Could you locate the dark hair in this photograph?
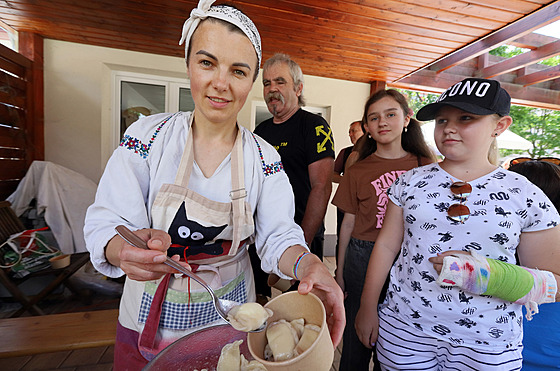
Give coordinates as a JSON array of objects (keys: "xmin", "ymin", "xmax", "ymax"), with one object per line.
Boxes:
[
  {"xmin": 508, "ymin": 160, "xmax": 560, "ymax": 211},
  {"xmin": 350, "ymin": 120, "xmax": 363, "ymax": 130},
  {"xmin": 186, "ymin": 7, "xmax": 260, "ymax": 82},
  {"xmin": 356, "ymin": 89, "xmax": 436, "ymax": 162}
]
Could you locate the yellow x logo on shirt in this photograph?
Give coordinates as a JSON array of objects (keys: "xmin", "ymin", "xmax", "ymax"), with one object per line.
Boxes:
[{"xmin": 315, "ymin": 126, "xmax": 333, "ymax": 153}]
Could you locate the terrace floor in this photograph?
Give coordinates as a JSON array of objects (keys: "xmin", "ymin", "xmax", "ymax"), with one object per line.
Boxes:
[{"xmin": 0, "ymin": 257, "xmax": 374, "ymax": 370}]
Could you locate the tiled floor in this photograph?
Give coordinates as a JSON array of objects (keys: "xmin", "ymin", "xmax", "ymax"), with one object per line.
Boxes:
[{"xmin": 0, "ymin": 256, "xmax": 365, "ymax": 371}]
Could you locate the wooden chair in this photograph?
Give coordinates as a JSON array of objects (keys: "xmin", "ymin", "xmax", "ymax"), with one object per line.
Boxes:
[
  {"xmin": 0, "ymin": 200, "xmax": 25, "ymax": 243},
  {"xmin": 0, "ymin": 201, "xmax": 90, "ymax": 317}
]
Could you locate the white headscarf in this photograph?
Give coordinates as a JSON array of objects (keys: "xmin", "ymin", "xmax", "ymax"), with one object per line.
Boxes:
[{"xmin": 179, "ymin": 0, "xmax": 262, "ymax": 74}]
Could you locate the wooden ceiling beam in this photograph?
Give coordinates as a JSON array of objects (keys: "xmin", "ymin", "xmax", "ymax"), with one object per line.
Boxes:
[
  {"xmin": 426, "ymin": 1, "xmax": 560, "ymax": 73},
  {"xmin": 515, "ymin": 65, "xmax": 560, "ymax": 86},
  {"xmin": 395, "ymin": 69, "xmax": 560, "ymax": 110},
  {"xmin": 477, "ymin": 53, "xmax": 489, "ymax": 69},
  {"xmin": 510, "ymin": 32, "xmax": 559, "ymax": 49},
  {"xmin": 475, "ymin": 39, "xmax": 560, "ymax": 78},
  {"xmin": 370, "ymin": 80, "xmax": 387, "ymax": 95}
]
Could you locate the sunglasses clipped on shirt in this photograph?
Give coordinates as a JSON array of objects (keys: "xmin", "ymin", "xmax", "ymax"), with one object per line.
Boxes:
[
  {"xmin": 508, "ymin": 157, "xmax": 560, "ymax": 167},
  {"xmin": 447, "ymin": 181, "xmax": 472, "ymax": 223}
]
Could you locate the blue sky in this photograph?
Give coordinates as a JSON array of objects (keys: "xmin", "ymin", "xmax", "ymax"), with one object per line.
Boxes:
[{"xmin": 535, "ymin": 20, "xmax": 560, "ymax": 38}]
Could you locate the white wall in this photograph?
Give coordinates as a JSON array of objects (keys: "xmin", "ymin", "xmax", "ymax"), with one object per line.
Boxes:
[
  {"xmin": 43, "ymin": 39, "xmax": 371, "ymax": 249},
  {"xmin": 44, "ymin": 39, "xmax": 188, "ymax": 182}
]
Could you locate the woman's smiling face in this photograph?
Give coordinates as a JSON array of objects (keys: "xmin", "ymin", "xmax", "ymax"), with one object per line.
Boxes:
[{"xmin": 186, "ymin": 20, "xmax": 257, "ymax": 127}]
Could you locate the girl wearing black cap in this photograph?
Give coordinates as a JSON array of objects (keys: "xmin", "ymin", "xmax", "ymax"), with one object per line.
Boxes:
[{"xmin": 355, "ymin": 78, "xmax": 560, "ymax": 369}]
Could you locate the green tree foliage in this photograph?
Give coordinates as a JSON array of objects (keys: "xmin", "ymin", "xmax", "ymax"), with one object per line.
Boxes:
[
  {"xmin": 489, "ymin": 45, "xmax": 526, "ymax": 58},
  {"xmin": 508, "ymin": 106, "xmax": 560, "ymax": 157},
  {"xmin": 399, "ymin": 88, "xmax": 560, "ymax": 159},
  {"xmin": 540, "ymin": 55, "xmax": 560, "ymax": 66},
  {"xmin": 489, "ymin": 44, "xmax": 560, "ymax": 157},
  {"xmin": 397, "ymin": 89, "xmax": 438, "ymax": 115}
]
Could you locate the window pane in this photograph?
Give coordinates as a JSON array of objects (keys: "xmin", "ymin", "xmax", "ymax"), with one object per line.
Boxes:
[
  {"xmin": 121, "ymin": 81, "xmax": 165, "ymax": 137},
  {"xmin": 179, "ymin": 88, "xmax": 195, "ymax": 112},
  {"xmin": 0, "ymin": 25, "xmax": 17, "ymax": 51},
  {"xmin": 255, "ymin": 106, "xmax": 273, "ymax": 128}
]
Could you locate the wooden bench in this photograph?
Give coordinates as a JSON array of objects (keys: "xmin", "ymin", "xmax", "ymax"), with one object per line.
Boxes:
[{"xmin": 0, "ymin": 309, "xmax": 118, "ymax": 358}]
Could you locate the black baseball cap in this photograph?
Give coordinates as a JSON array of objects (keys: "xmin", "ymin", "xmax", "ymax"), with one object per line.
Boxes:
[{"xmin": 416, "ymin": 78, "xmax": 511, "ymax": 121}]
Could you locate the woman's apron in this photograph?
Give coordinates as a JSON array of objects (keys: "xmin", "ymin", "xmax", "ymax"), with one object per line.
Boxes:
[{"xmin": 121, "ymin": 121, "xmax": 256, "ymax": 361}]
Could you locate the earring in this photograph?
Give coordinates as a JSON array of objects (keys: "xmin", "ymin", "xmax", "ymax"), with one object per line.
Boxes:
[
  {"xmin": 494, "ymin": 132, "xmax": 498, "ymax": 137},
  {"xmin": 404, "ymin": 127, "xmax": 408, "ymax": 133}
]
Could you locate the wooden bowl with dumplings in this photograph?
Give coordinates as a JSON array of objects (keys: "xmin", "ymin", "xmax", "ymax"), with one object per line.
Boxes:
[{"xmin": 247, "ymin": 291, "xmax": 333, "ymax": 371}]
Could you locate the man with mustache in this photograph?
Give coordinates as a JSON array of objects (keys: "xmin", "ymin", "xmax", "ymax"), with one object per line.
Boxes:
[{"xmin": 251, "ymin": 53, "xmax": 335, "ymax": 299}]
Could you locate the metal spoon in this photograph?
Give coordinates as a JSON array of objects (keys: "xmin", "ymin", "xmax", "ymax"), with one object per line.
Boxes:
[{"xmin": 114, "ymin": 225, "xmax": 266, "ymax": 332}]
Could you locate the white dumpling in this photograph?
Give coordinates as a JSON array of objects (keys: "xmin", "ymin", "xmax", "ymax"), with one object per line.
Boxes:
[
  {"xmin": 217, "ymin": 340, "xmax": 242, "ymax": 371},
  {"xmin": 227, "ymin": 302, "xmax": 273, "ymax": 332},
  {"xmin": 290, "ymin": 318, "xmax": 305, "ymax": 338},
  {"xmin": 294, "ymin": 324, "xmax": 321, "ymax": 355},
  {"xmin": 240, "ymin": 354, "xmax": 267, "ymax": 370},
  {"xmin": 266, "ymin": 319, "xmax": 299, "ymax": 361}
]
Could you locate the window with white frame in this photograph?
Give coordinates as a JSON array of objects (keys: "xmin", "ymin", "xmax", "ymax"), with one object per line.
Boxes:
[{"xmin": 113, "ymin": 71, "xmax": 194, "ymax": 148}]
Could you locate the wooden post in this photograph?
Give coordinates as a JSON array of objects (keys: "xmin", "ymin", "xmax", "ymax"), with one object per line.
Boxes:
[
  {"xmin": 18, "ymin": 32, "xmax": 44, "ymax": 161},
  {"xmin": 370, "ymin": 80, "xmax": 386, "ymax": 96}
]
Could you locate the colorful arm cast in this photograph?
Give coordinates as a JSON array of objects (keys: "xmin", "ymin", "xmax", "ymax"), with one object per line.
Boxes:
[{"xmin": 437, "ymin": 251, "xmax": 557, "ymax": 320}]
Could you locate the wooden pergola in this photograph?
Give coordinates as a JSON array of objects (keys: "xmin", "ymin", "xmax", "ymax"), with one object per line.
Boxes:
[
  {"xmin": 0, "ymin": 0, "xmax": 559, "ymax": 199},
  {"xmin": 1, "ymin": 0, "xmax": 558, "ymax": 108}
]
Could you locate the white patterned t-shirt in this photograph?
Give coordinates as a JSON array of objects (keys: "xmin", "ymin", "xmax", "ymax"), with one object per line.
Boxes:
[{"xmin": 383, "ymin": 162, "xmax": 560, "ymax": 350}]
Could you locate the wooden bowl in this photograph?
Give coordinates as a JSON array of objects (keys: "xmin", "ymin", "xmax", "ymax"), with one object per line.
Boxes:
[{"xmin": 247, "ymin": 291, "xmax": 333, "ymax": 371}]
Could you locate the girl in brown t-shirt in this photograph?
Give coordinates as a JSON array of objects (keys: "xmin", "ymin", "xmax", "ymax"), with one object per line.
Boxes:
[{"xmin": 331, "ymin": 89, "xmax": 435, "ymax": 371}]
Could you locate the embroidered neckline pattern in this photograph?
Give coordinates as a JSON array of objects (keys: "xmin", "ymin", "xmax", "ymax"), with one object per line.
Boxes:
[
  {"xmin": 119, "ymin": 114, "xmax": 174, "ymax": 159},
  {"xmin": 251, "ymin": 133, "xmax": 283, "ymax": 176}
]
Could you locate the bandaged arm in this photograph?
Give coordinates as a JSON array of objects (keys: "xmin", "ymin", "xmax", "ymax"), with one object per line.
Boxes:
[{"xmin": 436, "ymin": 251, "xmax": 557, "ymax": 320}]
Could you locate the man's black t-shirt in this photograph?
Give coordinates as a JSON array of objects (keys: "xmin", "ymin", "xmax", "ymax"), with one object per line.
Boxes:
[{"xmin": 254, "ymin": 108, "xmax": 335, "ymax": 225}]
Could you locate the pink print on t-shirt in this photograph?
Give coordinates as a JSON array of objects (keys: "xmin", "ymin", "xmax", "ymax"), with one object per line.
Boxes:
[{"xmin": 371, "ymin": 170, "xmax": 407, "ymax": 228}]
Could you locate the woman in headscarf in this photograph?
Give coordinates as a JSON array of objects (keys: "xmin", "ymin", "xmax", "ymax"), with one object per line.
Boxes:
[{"xmin": 84, "ymin": 1, "xmax": 344, "ymax": 368}]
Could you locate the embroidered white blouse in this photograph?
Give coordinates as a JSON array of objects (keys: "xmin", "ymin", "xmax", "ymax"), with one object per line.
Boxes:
[{"xmin": 84, "ymin": 111, "xmax": 306, "ymax": 280}]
